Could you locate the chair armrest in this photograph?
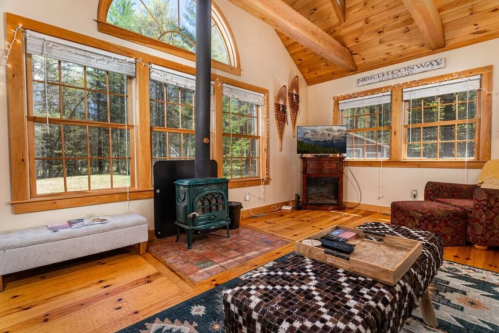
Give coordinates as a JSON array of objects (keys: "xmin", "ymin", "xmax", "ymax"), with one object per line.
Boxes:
[
  {"xmin": 473, "ymin": 187, "xmax": 499, "ymax": 212},
  {"xmin": 424, "ymin": 182, "xmax": 478, "ymax": 201},
  {"xmin": 469, "ymin": 188, "xmax": 499, "ymax": 245}
]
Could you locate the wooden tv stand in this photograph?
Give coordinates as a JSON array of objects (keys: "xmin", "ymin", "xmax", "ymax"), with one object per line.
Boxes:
[{"xmin": 301, "ymin": 156, "xmax": 345, "ymax": 210}]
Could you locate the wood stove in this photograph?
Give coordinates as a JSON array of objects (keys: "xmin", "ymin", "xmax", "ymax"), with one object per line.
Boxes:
[{"xmin": 174, "ymin": 178, "xmax": 230, "ymax": 249}]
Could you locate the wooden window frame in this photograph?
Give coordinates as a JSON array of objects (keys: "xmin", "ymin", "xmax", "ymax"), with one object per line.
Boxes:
[
  {"xmin": 333, "ymin": 66, "xmax": 492, "ymax": 168},
  {"xmin": 96, "ymin": 0, "xmax": 242, "ymax": 76},
  {"xmin": 6, "ymin": 13, "xmax": 269, "ymax": 214}
]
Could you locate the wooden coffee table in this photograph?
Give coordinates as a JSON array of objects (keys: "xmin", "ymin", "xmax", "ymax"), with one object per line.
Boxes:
[{"xmin": 223, "ymin": 222, "xmax": 442, "ymax": 332}]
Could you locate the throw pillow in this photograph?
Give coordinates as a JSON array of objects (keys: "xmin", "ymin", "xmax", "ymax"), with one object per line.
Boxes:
[
  {"xmin": 481, "ymin": 177, "xmax": 499, "ymax": 189},
  {"xmin": 478, "ymin": 160, "xmax": 499, "ymax": 184}
]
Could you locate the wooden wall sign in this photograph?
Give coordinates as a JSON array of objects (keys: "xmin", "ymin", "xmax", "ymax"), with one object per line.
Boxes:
[
  {"xmin": 274, "ymin": 85, "xmax": 288, "ymax": 151},
  {"xmin": 289, "ymin": 76, "xmax": 300, "ymax": 138},
  {"xmin": 357, "ymin": 58, "xmax": 446, "ymax": 87}
]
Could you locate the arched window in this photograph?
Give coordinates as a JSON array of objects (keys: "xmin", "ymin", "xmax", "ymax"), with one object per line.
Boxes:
[{"xmin": 97, "ymin": 0, "xmax": 241, "ymax": 75}]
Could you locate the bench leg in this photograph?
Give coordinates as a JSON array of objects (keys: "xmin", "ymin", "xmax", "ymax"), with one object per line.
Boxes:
[
  {"xmin": 138, "ymin": 241, "xmax": 147, "ymax": 255},
  {"xmin": 0, "ymin": 275, "xmax": 3, "ymax": 293},
  {"xmin": 419, "ymin": 288, "xmax": 437, "ymax": 327}
]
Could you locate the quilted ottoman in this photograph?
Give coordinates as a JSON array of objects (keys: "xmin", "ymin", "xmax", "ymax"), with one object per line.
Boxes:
[
  {"xmin": 391, "ymin": 200, "xmax": 467, "ymax": 246},
  {"xmin": 223, "ymin": 223, "xmax": 443, "ymax": 333}
]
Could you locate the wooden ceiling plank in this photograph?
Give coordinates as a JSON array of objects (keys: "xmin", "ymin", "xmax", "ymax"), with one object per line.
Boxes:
[
  {"xmin": 227, "ymin": 0, "xmax": 357, "ymax": 71},
  {"xmin": 330, "ymin": 0, "xmax": 346, "ymax": 24},
  {"xmin": 402, "ymin": 0, "xmax": 445, "ymax": 49},
  {"xmin": 440, "ymin": 0, "xmax": 499, "ymax": 24},
  {"xmin": 437, "ymin": 0, "xmax": 482, "ymax": 14}
]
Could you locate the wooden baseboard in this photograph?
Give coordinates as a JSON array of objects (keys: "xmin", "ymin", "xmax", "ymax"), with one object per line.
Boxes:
[
  {"xmin": 241, "ymin": 200, "xmax": 293, "ymax": 219},
  {"xmin": 344, "ymin": 202, "xmax": 391, "ymax": 214}
]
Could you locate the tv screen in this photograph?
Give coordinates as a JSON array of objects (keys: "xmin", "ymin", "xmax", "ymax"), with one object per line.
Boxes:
[{"xmin": 297, "ymin": 126, "xmax": 347, "ymax": 155}]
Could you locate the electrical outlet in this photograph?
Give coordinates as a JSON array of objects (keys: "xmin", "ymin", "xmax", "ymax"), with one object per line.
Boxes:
[
  {"xmin": 411, "ymin": 190, "xmax": 418, "ymax": 200},
  {"xmin": 244, "ymin": 193, "xmax": 250, "ymax": 201}
]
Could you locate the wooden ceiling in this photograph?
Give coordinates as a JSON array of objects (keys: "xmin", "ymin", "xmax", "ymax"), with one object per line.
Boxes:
[{"xmin": 272, "ymin": 0, "xmax": 499, "ymax": 85}]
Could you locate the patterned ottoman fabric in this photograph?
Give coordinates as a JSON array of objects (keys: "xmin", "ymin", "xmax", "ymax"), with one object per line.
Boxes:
[
  {"xmin": 223, "ymin": 223, "xmax": 443, "ymax": 333},
  {"xmin": 467, "ymin": 188, "xmax": 499, "ymax": 246},
  {"xmin": 391, "ymin": 200, "xmax": 467, "ymax": 246}
]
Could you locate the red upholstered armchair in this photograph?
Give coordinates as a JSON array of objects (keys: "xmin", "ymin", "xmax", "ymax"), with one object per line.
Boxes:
[{"xmin": 425, "ymin": 182, "xmax": 499, "ymax": 249}]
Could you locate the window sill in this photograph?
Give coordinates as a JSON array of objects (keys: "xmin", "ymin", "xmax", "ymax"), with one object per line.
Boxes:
[
  {"xmin": 344, "ymin": 160, "xmax": 487, "ymax": 169},
  {"xmin": 11, "ymin": 189, "xmax": 154, "ymax": 214},
  {"xmin": 229, "ymin": 178, "xmax": 270, "ymax": 189}
]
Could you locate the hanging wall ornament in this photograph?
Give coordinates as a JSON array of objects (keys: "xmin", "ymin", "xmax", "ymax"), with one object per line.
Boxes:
[
  {"xmin": 289, "ymin": 76, "xmax": 300, "ymax": 137},
  {"xmin": 274, "ymin": 85, "xmax": 288, "ymax": 151}
]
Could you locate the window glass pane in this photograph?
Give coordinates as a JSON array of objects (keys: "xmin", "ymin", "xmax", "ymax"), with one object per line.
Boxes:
[
  {"xmin": 113, "ymin": 159, "xmax": 131, "ymax": 188},
  {"xmin": 62, "ymin": 87, "xmax": 85, "ymax": 120},
  {"xmin": 457, "ymin": 123, "xmax": 476, "ymax": 140},
  {"xmin": 89, "ymin": 127, "xmax": 110, "ymax": 157},
  {"xmin": 181, "ymin": 106, "xmax": 194, "ymax": 130},
  {"xmin": 109, "ymin": 72, "xmax": 126, "ymax": 94},
  {"xmin": 423, "ymin": 143, "xmax": 437, "ymax": 159},
  {"xmin": 66, "ymin": 159, "xmax": 89, "ymax": 191},
  {"xmin": 365, "ymin": 145, "xmax": 377, "ymax": 159},
  {"xmin": 64, "ymin": 125, "xmax": 87, "ymax": 157},
  {"xmin": 212, "ymin": 25, "xmax": 229, "ymax": 65},
  {"xmin": 457, "ymin": 142, "xmax": 475, "ymax": 159},
  {"xmin": 353, "ymin": 132, "xmax": 364, "ymax": 145},
  {"xmin": 33, "ymin": 83, "xmax": 60, "ymax": 117},
  {"xmin": 88, "ymin": 92, "xmax": 108, "ymax": 122},
  {"xmin": 250, "ymin": 139, "xmax": 259, "ymax": 157},
  {"xmin": 87, "ymin": 67, "xmax": 107, "ymax": 91},
  {"xmin": 150, "ymin": 80, "xmax": 165, "ymax": 101},
  {"xmin": 458, "ymin": 90, "xmax": 477, "ymax": 101},
  {"xmin": 379, "ymin": 111, "xmax": 391, "ymax": 126},
  {"xmin": 407, "ymin": 128, "xmax": 421, "ymax": 142},
  {"xmin": 250, "ymin": 159, "xmax": 259, "ymax": 177},
  {"xmin": 223, "ymin": 159, "xmax": 231, "ymax": 178},
  {"xmin": 440, "ymin": 104, "xmax": 456, "ymax": 121},
  {"xmin": 222, "ymin": 113, "xmax": 230, "ymax": 133},
  {"xmin": 377, "ymin": 130, "xmax": 390, "ymax": 144},
  {"xmin": 61, "ymin": 62, "xmax": 84, "ymax": 88},
  {"xmin": 167, "ymin": 104, "xmax": 180, "ymax": 128},
  {"xmin": 458, "ymin": 102, "xmax": 476, "ymax": 120},
  {"xmin": 439, "ymin": 142, "xmax": 455, "ymax": 159},
  {"xmin": 232, "ymin": 138, "xmax": 241, "ymax": 157},
  {"xmin": 167, "ymin": 85, "xmax": 180, "ymax": 103},
  {"xmin": 440, "ymin": 93, "xmax": 455, "ymax": 104},
  {"xmin": 180, "ymin": 88, "xmax": 195, "ymax": 106},
  {"xmin": 91, "ymin": 159, "xmax": 111, "ymax": 190},
  {"xmin": 36, "ymin": 160, "xmax": 64, "ymax": 194},
  {"xmin": 184, "ymin": 133, "xmax": 195, "ymax": 158},
  {"xmin": 112, "ymin": 129, "xmax": 130, "ymax": 157},
  {"xmin": 407, "ymin": 108, "xmax": 422, "ymax": 124},
  {"xmin": 423, "ymin": 96, "xmax": 437, "ymax": 107},
  {"xmin": 32, "ymin": 55, "xmax": 59, "ymax": 82},
  {"xmin": 110, "ymin": 95, "xmax": 127, "ymax": 124},
  {"xmin": 407, "ymin": 144, "xmax": 421, "ymax": 159},
  {"xmin": 152, "ymin": 132, "xmax": 167, "ymax": 158},
  {"xmin": 423, "ymin": 107, "xmax": 438, "ymax": 123},
  {"xmin": 231, "ymin": 159, "xmax": 243, "ymax": 178},
  {"xmin": 168, "ymin": 133, "xmax": 181, "ymax": 158},
  {"xmin": 423, "ymin": 127, "xmax": 438, "ymax": 142},
  {"xmin": 150, "ymin": 101, "xmax": 165, "ymax": 127},
  {"xmin": 353, "ymin": 148, "xmax": 363, "ymax": 159},
  {"xmin": 440, "ymin": 125, "xmax": 455, "ymax": 141},
  {"xmin": 35, "ymin": 123, "xmax": 62, "ymax": 158},
  {"xmin": 377, "ymin": 145, "xmax": 389, "ymax": 159}
]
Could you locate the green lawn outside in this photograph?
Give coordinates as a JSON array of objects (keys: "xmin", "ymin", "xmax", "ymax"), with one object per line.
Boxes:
[{"xmin": 37, "ymin": 175, "xmax": 131, "ymax": 194}]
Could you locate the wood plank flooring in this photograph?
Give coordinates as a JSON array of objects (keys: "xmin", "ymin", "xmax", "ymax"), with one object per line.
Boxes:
[{"xmin": 1, "ymin": 209, "xmax": 498, "ymax": 332}]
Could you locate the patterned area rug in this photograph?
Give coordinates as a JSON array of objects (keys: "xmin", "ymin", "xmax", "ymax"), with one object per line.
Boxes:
[
  {"xmin": 147, "ymin": 227, "xmax": 289, "ymax": 284},
  {"xmin": 120, "ymin": 256, "xmax": 499, "ymax": 333}
]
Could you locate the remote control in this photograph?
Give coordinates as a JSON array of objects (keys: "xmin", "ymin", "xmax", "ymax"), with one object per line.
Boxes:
[
  {"xmin": 322, "ymin": 235, "xmax": 348, "ymax": 243},
  {"xmin": 319, "ymin": 239, "xmax": 355, "ymax": 254}
]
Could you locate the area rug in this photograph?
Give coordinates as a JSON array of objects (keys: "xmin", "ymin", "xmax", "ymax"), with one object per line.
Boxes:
[
  {"xmin": 147, "ymin": 227, "xmax": 289, "ymax": 284},
  {"xmin": 119, "ymin": 256, "xmax": 499, "ymax": 333}
]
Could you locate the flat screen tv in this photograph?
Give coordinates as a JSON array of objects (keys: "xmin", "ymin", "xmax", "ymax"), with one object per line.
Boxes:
[{"xmin": 297, "ymin": 126, "xmax": 347, "ymax": 155}]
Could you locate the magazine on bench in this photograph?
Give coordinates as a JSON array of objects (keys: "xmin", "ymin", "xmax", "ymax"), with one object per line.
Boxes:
[{"xmin": 47, "ymin": 216, "xmax": 111, "ymax": 232}]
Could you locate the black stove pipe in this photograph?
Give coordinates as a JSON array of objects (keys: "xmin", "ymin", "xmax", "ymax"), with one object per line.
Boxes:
[{"xmin": 194, "ymin": 0, "xmax": 212, "ymax": 179}]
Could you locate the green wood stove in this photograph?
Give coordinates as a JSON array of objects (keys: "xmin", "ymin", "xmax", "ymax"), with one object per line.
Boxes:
[{"xmin": 174, "ymin": 178, "xmax": 231, "ymax": 249}]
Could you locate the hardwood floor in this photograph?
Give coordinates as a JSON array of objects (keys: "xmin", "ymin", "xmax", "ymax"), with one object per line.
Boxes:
[{"xmin": 1, "ymin": 209, "xmax": 498, "ymax": 332}]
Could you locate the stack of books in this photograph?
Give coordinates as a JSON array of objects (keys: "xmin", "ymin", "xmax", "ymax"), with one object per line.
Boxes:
[{"xmin": 47, "ymin": 217, "xmax": 110, "ymax": 232}]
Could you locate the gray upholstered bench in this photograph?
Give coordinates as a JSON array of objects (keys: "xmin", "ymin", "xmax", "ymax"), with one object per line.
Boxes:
[{"xmin": 0, "ymin": 213, "xmax": 148, "ymax": 292}]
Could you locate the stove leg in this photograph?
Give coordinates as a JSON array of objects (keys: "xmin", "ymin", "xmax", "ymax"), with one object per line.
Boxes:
[
  {"xmin": 226, "ymin": 223, "xmax": 230, "ymax": 238},
  {"xmin": 176, "ymin": 226, "xmax": 180, "ymax": 242},
  {"xmin": 187, "ymin": 229, "xmax": 193, "ymax": 249}
]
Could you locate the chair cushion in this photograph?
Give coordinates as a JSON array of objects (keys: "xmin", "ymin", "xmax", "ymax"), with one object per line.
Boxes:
[
  {"xmin": 391, "ymin": 201, "xmax": 467, "ymax": 246},
  {"xmin": 436, "ymin": 198, "xmax": 474, "ymax": 220},
  {"xmin": 0, "ymin": 213, "xmax": 147, "ymax": 251}
]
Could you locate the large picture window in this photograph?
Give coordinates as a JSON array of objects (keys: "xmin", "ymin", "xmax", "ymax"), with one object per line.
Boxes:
[
  {"xmin": 339, "ymin": 93, "xmax": 391, "ymax": 159},
  {"xmin": 403, "ymin": 76, "xmax": 480, "ymax": 160},
  {"xmin": 221, "ymin": 85, "xmax": 264, "ymax": 179},
  {"xmin": 25, "ymin": 31, "xmax": 135, "ymax": 196}
]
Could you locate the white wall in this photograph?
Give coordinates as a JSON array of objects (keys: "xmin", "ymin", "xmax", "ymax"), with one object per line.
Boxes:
[
  {"xmin": 0, "ymin": 0, "xmax": 307, "ymax": 231},
  {"xmin": 308, "ymin": 40, "xmax": 499, "ymax": 207}
]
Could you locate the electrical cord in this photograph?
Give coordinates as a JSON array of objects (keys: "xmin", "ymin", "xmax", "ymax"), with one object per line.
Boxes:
[{"xmin": 343, "ymin": 161, "xmax": 362, "ymax": 209}]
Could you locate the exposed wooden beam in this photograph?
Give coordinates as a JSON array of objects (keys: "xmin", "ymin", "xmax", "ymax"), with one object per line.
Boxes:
[
  {"xmin": 227, "ymin": 0, "xmax": 356, "ymax": 71},
  {"xmin": 330, "ymin": 0, "xmax": 346, "ymax": 24},
  {"xmin": 402, "ymin": 0, "xmax": 445, "ymax": 49}
]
